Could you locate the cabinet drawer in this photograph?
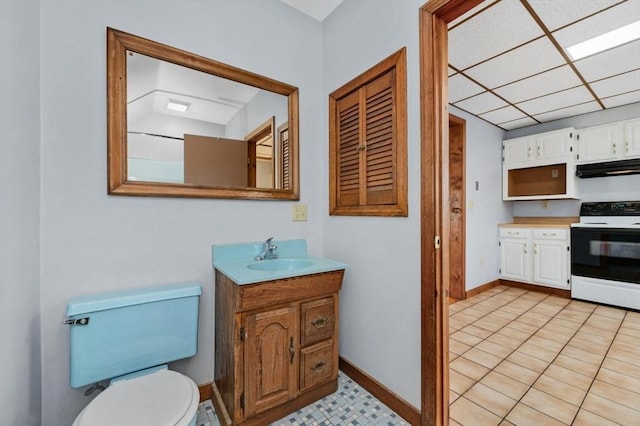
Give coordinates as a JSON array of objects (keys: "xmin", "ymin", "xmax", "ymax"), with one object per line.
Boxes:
[
  {"xmin": 499, "ymin": 227, "xmax": 531, "ymax": 238},
  {"xmin": 299, "ymin": 339, "xmax": 336, "ymax": 392},
  {"xmin": 300, "ymin": 297, "xmax": 335, "ymax": 346},
  {"xmin": 533, "ymin": 229, "xmax": 567, "ymax": 240}
]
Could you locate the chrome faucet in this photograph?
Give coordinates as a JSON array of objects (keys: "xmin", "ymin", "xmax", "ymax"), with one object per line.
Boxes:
[{"xmin": 255, "ymin": 237, "xmax": 278, "ymax": 261}]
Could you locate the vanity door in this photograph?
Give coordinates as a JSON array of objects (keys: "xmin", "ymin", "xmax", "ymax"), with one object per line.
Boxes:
[{"xmin": 243, "ymin": 305, "xmax": 298, "ymax": 417}]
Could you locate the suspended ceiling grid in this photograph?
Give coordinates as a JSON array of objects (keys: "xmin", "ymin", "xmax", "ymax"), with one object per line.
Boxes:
[{"xmin": 448, "ymin": 0, "xmax": 640, "ymax": 130}]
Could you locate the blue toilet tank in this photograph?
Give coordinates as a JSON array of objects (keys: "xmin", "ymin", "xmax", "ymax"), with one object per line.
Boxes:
[{"xmin": 67, "ymin": 282, "xmax": 202, "ymax": 388}]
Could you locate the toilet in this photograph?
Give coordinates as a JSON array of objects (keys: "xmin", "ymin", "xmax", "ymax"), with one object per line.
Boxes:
[{"xmin": 66, "ymin": 282, "xmax": 202, "ymax": 426}]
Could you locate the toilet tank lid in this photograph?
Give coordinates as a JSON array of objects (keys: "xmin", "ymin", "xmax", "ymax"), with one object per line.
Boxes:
[{"xmin": 67, "ymin": 282, "xmax": 202, "ymax": 316}]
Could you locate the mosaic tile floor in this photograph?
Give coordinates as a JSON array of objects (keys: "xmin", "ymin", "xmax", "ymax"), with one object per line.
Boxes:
[
  {"xmin": 449, "ymin": 285, "xmax": 640, "ymax": 426},
  {"xmin": 196, "ymin": 372, "xmax": 408, "ymax": 426}
]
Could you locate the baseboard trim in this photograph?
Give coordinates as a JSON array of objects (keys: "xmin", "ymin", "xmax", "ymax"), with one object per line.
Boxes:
[
  {"xmin": 500, "ymin": 279, "xmax": 571, "ymax": 298},
  {"xmin": 464, "ymin": 279, "xmax": 501, "ymax": 299},
  {"xmin": 199, "ymin": 382, "xmax": 214, "ymax": 403},
  {"xmin": 338, "ymin": 357, "xmax": 420, "ymax": 426}
]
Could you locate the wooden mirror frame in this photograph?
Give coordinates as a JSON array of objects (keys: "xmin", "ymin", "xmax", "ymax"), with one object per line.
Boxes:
[{"xmin": 107, "ymin": 27, "xmax": 300, "ymax": 200}]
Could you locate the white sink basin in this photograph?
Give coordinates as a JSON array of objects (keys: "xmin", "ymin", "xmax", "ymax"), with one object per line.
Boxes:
[{"xmin": 247, "ymin": 259, "xmax": 313, "ymax": 272}]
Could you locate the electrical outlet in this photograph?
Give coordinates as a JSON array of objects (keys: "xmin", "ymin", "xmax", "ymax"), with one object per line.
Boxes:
[
  {"xmin": 551, "ymin": 169, "xmax": 559, "ymax": 178},
  {"xmin": 292, "ymin": 204, "xmax": 307, "ymax": 222},
  {"xmin": 541, "ymin": 200, "xmax": 549, "ymax": 209}
]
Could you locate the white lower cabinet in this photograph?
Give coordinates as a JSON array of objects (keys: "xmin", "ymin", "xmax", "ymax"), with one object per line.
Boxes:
[{"xmin": 499, "ymin": 226, "xmax": 570, "ymax": 290}]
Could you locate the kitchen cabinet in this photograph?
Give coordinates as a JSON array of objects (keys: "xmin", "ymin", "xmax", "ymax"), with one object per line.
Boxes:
[
  {"xmin": 577, "ymin": 118, "xmax": 640, "ymax": 164},
  {"xmin": 502, "ymin": 128, "xmax": 576, "ymax": 200},
  {"xmin": 214, "ymin": 269, "xmax": 343, "ymax": 425},
  {"xmin": 499, "ymin": 226, "xmax": 570, "ymax": 290}
]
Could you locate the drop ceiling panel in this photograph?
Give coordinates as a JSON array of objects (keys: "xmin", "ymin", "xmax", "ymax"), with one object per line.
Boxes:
[
  {"xmin": 448, "ymin": 0, "xmax": 543, "ymax": 70},
  {"xmin": 529, "ymin": 0, "xmax": 624, "ymax": 32},
  {"xmin": 552, "ymin": 1, "xmax": 640, "ymax": 49},
  {"xmin": 448, "ymin": 0, "xmax": 640, "ymax": 131},
  {"xmin": 479, "ymin": 105, "xmax": 526, "ymax": 124},
  {"xmin": 499, "ymin": 117, "xmax": 538, "ymax": 130},
  {"xmin": 448, "ymin": 0, "xmax": 497, "ymax": 28},
  {"xmin": 602, "ymin": 90, "xmax": 640, "ymax": 108},
  {"xmin": 517, "ymin": 86, "xmax": 595, "ymax": 116},
  {"xmin": 494, "ymin": 65, "xmax": 582, "ymax": 104},
  {"xmin": 464, "ymin": 37, "xmax": 565, "ymax": 89},
  {"xmin": 534, "ymin": 101, "xmax": 601, "ymax": 123},
  {"xmin": 454, "ymin": 91, "xmax": 507, "ymax": 115},
  {"xmin": 448, "ymin": 74, "xmax": 485, "ymax": 103},
  {"xmin": 590, "ymin": 70, "xmax": 640, "ymax": 99},
  {"xmin": 574, "ymin": 41, "xmax": 640, "ymax": 82}
]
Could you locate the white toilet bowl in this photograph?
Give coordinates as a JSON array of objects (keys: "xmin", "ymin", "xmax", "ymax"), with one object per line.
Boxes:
[{"xmin": 73, "ymin": 369, "xmax": 199, "ymax": 426}]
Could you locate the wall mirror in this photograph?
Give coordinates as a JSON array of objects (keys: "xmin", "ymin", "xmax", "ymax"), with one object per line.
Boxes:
[{"xmin": 107, "ymin": 27, "xmax": 299, "ymax": 200}]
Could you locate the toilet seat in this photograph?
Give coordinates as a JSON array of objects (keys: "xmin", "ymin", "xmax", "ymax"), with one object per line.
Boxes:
[{"xmin": 73, "ymin": 369, "xmax": 199, "ymax": 426}]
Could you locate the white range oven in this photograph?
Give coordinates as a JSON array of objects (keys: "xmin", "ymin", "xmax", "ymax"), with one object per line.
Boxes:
[{"xmin": 571, "ymin": 201, "xmax": 640, "ymax": 310}]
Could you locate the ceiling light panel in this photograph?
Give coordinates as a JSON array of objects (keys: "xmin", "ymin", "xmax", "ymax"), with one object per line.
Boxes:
[
  {"xmin": 448, "ymin": 74, "xmax": 485, "ymax": 103},
  {"xmin": 601, "ymin": 90, "xmax": 640, "ymax": 108},
  {"xmin": 528, "ymin": 0, "xmax": 623, "ymax": 32},
  {"xmin": 464, "ymin": 37, "xmax": 565, "ymax": 89},
  {"xmin": 517, "ymin": 86, "xmax": 595, "ymax": 116},
  {"xmin": 499, "ymin": 117, "xmax": 538, "ymax": 130},
  {"xmin": 454, "ymin": 91, "xmax": 507, "ymax": 115},
  {"xmin": 448, "ymin": 0, "xmax": 543, "ymax": 70},
  {"xmin": 574, "ymin": 40, "xmax": 640, "ymax": 82},
  {"xmin": 553, "ymin": 0, "xmax": 639, "ymax": 49},
  {"xmin": 494, "ymin": 65, "xmax": 582, "ymax": 104},
  {"xmin": 590, "ymin": 70, "xmax": 640, "ymax": 99},
  {"xmin": 480, "ymin": 105, "xmax": 526, "ymax": 124},
  {"xmin": 534, "ymin": 101, "xmax": 601, "ymax": 123}
]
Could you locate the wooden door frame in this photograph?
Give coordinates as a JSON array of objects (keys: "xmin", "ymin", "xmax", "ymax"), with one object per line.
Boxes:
[
  {"xmin": 420, "ymin": 1, "xmax": 483, "ymax": 424},
  {"xmin": 448, "ymin": 114, "xmax": 466, "ymax": 301}
]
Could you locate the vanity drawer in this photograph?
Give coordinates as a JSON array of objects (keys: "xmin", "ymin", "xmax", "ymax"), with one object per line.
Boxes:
[
  {"xmin": 299, "ymin": 339, "xmax": 336, "ymax": 392},
  {"xmin": 300, "ymin": 297, "xmax": 335, "ymax": 346}
]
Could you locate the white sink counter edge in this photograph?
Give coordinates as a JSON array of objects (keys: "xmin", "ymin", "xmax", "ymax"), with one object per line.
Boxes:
[{"xmin": 212, "ymin": 239, "xmax": 348, "ymax": 285}]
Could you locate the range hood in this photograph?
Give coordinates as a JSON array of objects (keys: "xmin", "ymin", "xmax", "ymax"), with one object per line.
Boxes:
[{"xmin": 576, "ymin": 158, "xmax": 640, "ymax": 178}]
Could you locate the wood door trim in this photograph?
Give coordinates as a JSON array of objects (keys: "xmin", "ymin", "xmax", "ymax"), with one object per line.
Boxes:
[
  {"xmin": 448, "ymin": 114, "xmax": 466, "ymax": 300},
  {"xmin": 420, "ymin": 1, "xmax": 484, "ymax": 424}
]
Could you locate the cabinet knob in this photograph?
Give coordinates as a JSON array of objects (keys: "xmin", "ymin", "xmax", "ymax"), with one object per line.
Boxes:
[
  {"xmin": 311, "ymin": 317, "xmax": 328, "ymax": 328},
  {"xmin": 311, "ymin": 361, "xmax": 327, "ymax": 373}
]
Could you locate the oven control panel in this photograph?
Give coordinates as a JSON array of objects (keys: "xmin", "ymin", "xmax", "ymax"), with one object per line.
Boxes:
[{"xmin": 580, "ymin": 201, "xmax": 640, "ymax": 216}]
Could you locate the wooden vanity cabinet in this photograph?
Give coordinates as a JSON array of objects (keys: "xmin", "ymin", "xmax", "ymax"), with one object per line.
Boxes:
[{"xmin": 214, "ymin": 269, "xmax": 344, "ymax": 426}]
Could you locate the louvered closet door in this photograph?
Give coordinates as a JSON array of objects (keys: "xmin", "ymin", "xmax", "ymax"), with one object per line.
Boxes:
[
  {"xmin": 278, "ymin": 122, "xmax": 290, "ymax": 190},
  {"xmin": 364, "ymin": 70, "xmax": 396, "ymax": 205},
  {"xmin": 337, "ymin": 90, "xmax": 361, "ymax": 207}
]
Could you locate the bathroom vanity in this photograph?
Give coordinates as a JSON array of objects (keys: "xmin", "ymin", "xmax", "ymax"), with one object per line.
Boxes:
[{"xmin": 212, "ymin": 240, "xmax": 347, "ymax": 425}]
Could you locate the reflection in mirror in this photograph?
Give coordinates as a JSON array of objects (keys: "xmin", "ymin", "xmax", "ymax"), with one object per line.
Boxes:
[{"xmin": 107, "ymin": 28, "xmax": 299, "ymax": 200}]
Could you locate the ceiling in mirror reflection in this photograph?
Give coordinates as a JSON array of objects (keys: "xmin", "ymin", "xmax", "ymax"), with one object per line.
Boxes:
[{"xmin": 127, "ymin": 52, "xmax": 262, "ymax": 127}]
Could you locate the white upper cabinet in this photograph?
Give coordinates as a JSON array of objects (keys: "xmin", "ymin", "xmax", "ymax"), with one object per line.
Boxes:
[
  {"xmin": 577, "ymin": 118, "xmax": 640, "ymax": 164},
  {"xmin": 624, "ymin": 118, "xmax": 640, "ymax": 158},
  {"xmin": 503, "ymin": 128, "xmax": 574, "ymax": 169},
  {"xmin": 502, "ymin": 128, "xmax": 575, "ymax": 200}
]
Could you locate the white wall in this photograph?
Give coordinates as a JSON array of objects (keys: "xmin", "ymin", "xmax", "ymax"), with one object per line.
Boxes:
[
  {"xmin": 39, "ymin": 1, "xmax": 323, "ymax": 425},
  {"xmin": 507, "ymin": 102, "xmax": 640, "ymax": 217},
  {"xmin": 322, "ymin": 0, "xmax": 424, "ymax": 408},
  {"xmin": 449, "ymin": 107, "xmax": 511, "ymax": 290},
  {"xmin": 0, "ymin": 2, "xmax": 42, "ymax": 425}
]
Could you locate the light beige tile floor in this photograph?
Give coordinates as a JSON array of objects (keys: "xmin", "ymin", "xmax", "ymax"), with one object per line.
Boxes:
[{"xmin": 449, "ymin": 285, "xmax": 640, "ymax": 426}]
